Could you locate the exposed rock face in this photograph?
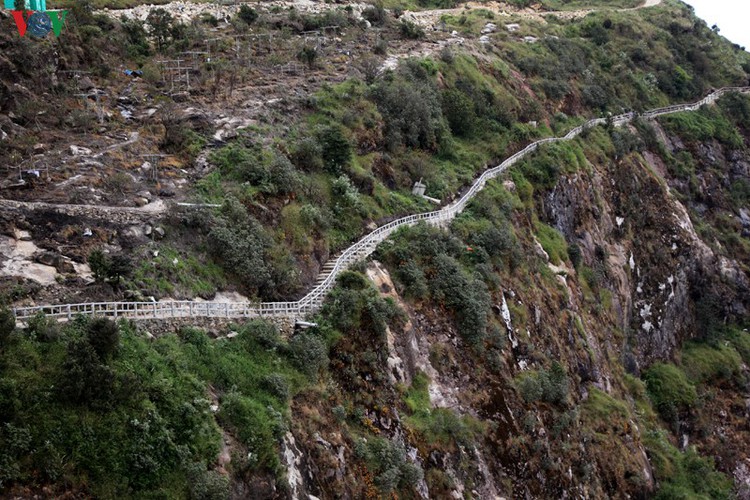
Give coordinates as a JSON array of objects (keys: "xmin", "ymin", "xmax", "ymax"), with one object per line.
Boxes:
[{"xmin": 542, "ymin": 140, "xmax": 749, "ymax": 367}]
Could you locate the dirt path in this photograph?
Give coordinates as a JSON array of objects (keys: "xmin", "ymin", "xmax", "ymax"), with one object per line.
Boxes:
[
  {"xmin": 0, "ymin": 198, "xmax": 168, "ymax": 219},
  {"xmin": 403, "ymin": 0, "xmax": 663, "ymax": 29}
]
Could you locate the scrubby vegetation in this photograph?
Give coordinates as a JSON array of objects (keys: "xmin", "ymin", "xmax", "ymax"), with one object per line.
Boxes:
[
  {"xmin": 2, "ymin": 0, "xmax": 750, "ymax": 497},
  {"xmin": 0, "ymin": 317, "xmax": 321, "ymax": 496}
]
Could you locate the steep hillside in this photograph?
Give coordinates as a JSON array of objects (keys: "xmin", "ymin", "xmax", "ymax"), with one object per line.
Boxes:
[{"xmin": 1, "ymin": 0, "xmax": 750, "ymax": 499}]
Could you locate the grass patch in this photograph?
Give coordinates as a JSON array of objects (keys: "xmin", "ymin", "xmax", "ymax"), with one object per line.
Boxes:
[
  {"xmin": 728, "ymin": 328, "xmax": 750, "ymax": 365},
  {"xmin": 643, "ymin": 430, "xmax": 733, "ymax": 500},
  {"xmin": 680, "ymin": 341, "xmax": 742, "ymax": 385},
  {"xmin": 642, "ymin": 363, "xmax": 696, "ymax": 422},
  {"xmin": 534, "ymin": 221, "xmax": 568, "ymax": 265},
  {"xmin": 402, "ymin": 371, "xmax": 483, "ymax": 448},
  {"xmin": 582, "ymin": 387, "xmax": 629, "ymax": 421}
]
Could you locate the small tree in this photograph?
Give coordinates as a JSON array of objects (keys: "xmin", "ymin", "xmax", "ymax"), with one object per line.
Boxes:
[
  {"xmin": 318, "ymin": 125, "xmax": 351, "ymax": 174},
  {"xmin": 108, "ymin": 255, "xmax": 132, "ymax": 286},
  {"xmin": 297, "ymin": 46, "xmax": 318, "ymax": 69},
  {"xmin": 237, "ymin": 5, "xmax": 258, "ymax": 24},
  {"xmin": 88, "ymin": 248, "xmax": 109, "ymax": 282},
  {"xmin": 358, "ymin": 56, "xmax": 380, "ymax": 85},
  {"xmin": 61, "ymin": 339, "xmax": 115, "ymax": 406},
  {"xmin": 87, "ymin": 318, "xmax": 120, "ymax": 361},
  {"xmin": 146, "ymin": 8, "xmax": 174, "ymax": 50}
]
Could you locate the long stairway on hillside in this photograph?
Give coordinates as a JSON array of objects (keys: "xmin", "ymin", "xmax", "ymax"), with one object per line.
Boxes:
[{"xmin": 11, "ymin": 86, "xmax": 750, "ymax": 324}]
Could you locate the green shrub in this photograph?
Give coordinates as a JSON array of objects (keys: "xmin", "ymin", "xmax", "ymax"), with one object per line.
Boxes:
[
  {"xmin": 237, "ymin": 4, "xmax": 258, "ymax": 24},
  {"xmin": 541, "ymin": 362, "xmax": 569, "ymax": 405},
  {"xmin": 297, "ymin": 46, "xmax": 318, "ymax": 69},
  {"xmin": 399, "ymin": 20, "xmax": 424, "ymax": 40},
  {"xmin": 567, "ymin": 244, "xmax": 583, "ymax": 269},
  {"xmin": 370, "ymin": 64, "xmax": 446, "ymax": 151},
  {"xmin": 645, "ymin": 430, "xmax": 733, "ymax": 500},
  {"xmin": 441, "ymin": 88, "xmax": 476, "ymax": 136},
  {"xmin": 87, "ymin": 318, "xmax": 119, "ymax": 361},
  {"xmin": 515, "ymin": 364, "xmax": 569, "ymax": 406},
  {"xmin": 643, "ymin": 363, "xmax": 697, "ymax": 422},
  {"xmin": 239, "ymin": 320, "xmax": 281, "ymax": 349},
  {"xmin": 186, "ymin": 462, "xmax": 230, "ymax": 500},
  {"xmin": 208, "ymin": 198, "xmax": 300, "ymax": 299},
  {"xmin": 60, "ymin": 338, "xmax": 116, "ymax": 407},
  {"xmin": 262, "ymin": 373, "xmax": 290, "ymax": 401},
  {"xmin": 219, "ymin": 392, "xmax": 280, "ymax": 471},
  {"xmin": 430, "ymin": 254, "xmax": 490, "ymax": 345},
  {"xmin": 516, "ymin": 373, "xmax": 543, "ymax": 404},
  {"xmin": 288, "ymin": 333, "xmax": 328, "ymax": 378},
  {"xmin": 290, "ymin": 137, "xmax": 324, "ymax": 172},
  {"xmin": 661, "ymin": 107, "xmax": 744, "ymax": 149},
  {"xmin": 395, "ymin": 260, "xmax": 428, "ymax": 298},
  {"xmin": 88, "ymin": 248, "xmax": 109, "ymax": 282},
  {"xmin": 718, "ymin": 92, "xmax": 750, "ymax": 127},
  {"xmin": 26, "ymin": 312, "xmax": 59, "ymax": 342},
  {"xmin": 355, "ymin": 437, "xmax": 424, "ymax": 493},
  {"xmin": 317, "ymin": 125, "xmax": 352, "ymax": 174}
]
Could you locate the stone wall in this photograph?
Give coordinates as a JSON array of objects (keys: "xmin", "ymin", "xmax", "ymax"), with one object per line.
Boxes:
[{"xmin": 133, "ymin": 315, "xmax": 297, "ymax": 338}]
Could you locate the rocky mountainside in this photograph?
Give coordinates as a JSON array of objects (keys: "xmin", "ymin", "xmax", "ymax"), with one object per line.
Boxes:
[{"xmin": 1, "ymin": 0, "xmax": 750, "ymax": 499}]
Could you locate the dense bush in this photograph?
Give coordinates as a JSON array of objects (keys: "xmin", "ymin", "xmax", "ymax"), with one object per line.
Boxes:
[
  {"xmin": 430, "ymin": 254, "xmax": 490, "ymax": 345},
  {"xmin": 208, "ymin": 198, "xmax": 300, "ymax": 299},
  {"xmin": 322, "ymin": 270, "xmax": 403, "ymax": 338},
  {"xmin": 399, "ymin": 20, "xmax": 424, "ymax": 40},
  {"xmin": 290, "ymin": 136, "xmax": 324, "ymax": 171},
  {"xmin": 377, "ymin": 224, "xmax": 491, "ymax": 345},
  {"xmin": 645, "ymin": 430, "xmax": 734, "ymax": 500},
  {"xmin": 87, "ymin": 318, "xmax": 120, "ymax": 361},
  {"xmin": 237, "ymin": 4, "xmax": 258, "ymax": 24},
  {"xmin": 661, "ymin": 106, "xmax": 744, "ymax": 149},
  {"xmin": 355, "ymin": 437, "xmax": 424, "ymax": 493},
  {"xmin": 515, "ymin": 363, "xmax": 570, "ymax": 406},
  {"xmin": 288, "ymin": 333, "xmax": 328, "ymax": 378},
  {"xmin": 718, "ymin": 92, "xmax": 750, "ymax": 128},
  {"xmin": 317, "ymin": 125, "xmax": 352, "ymax": 174},
  {"xmin": 370, "ymin": 63, "xmax": 447, "ymax": 151},
  {"xmin": 211, "ymin": 144, "xmax": 300, "ymax": 196},
  {"xmin": 441, "ymin": 89, "xmax": 476, "ymax": 136},
  {"xmin": 88, "ymin": 249, "xmax": 132, "ymax": 286}
]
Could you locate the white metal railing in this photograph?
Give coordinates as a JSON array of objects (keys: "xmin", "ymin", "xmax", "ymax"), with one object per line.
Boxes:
[{"xmin": 13, "ymin": 86, "xmax": 750, "ymax": 323}]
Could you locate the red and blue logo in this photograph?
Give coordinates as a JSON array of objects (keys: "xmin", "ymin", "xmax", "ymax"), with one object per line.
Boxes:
[{"xmin": 5, "ymin": 0, "xmax": 68, "ymax": 37}]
